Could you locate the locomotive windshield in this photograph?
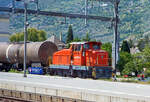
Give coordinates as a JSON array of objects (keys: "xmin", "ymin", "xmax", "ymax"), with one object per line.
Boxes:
[
  {"xmin": 72, "ymin": 44, "xmax": 82, "ymax": 51},
  {"xmin": 83, "ymin": 44, "xmax": 89, "ymax": 50},
  {"xmin": 93, "ymin": 44, "xmax": 100, "ymax": 50}
]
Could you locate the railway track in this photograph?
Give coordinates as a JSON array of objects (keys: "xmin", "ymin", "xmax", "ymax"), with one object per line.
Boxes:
[
  {"xmin": 0, "ymin": 96, "xmax": 31, "ymax": 102},
  {"xmin": 0, "ymin": 89, "xmax": 89, "ymax": 102}
]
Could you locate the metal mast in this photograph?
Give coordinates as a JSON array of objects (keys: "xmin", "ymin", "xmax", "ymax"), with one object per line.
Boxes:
[
  {"xmin": 112, "ymin": 0, "xmax": 120, "ymax": 72},
  {"xmin": 23, "ymin": 2, "xmax": 28, "ymax": 77},
  {"xmin": 85, "ymin": 0, "xmax": 88, "ymax": 25}
]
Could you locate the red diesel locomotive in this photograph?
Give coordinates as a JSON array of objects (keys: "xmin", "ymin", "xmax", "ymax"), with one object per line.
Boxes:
[{"xmin": 49, "ymin": 41, "xmax": 112, "ymax": 78}]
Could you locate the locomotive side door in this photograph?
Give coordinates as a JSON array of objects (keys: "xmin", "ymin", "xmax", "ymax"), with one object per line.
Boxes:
[{"xmin": 72, "ymin": 44, "xmax": 84, "ymax": 66}]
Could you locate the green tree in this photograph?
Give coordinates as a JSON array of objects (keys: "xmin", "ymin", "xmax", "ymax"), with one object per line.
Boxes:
[
  {"xmin": 19, "ymin": 33, "xmax": 24, "ymax": 41},
  {"xmin": 122, "ymin": 61, "xmax": 136, "ymax": 75},
  {"xmin": 142, "ymin": 45, "xmax": 150, "ymax": 62},
  {"xmin": 10, "ymin": 34, "xmax": 17, "ymax": 42},
  {"xmin": 27, "ymin": 28, "xmax": 38, "ymax": 41},
  {"xmin": 137, "ymin": 39, "xmax": 145, "ymax": 51},
  {"xmin": 128, "ymin": 39, "xmax": 134, "ymax": 48},
  {"xmin": 140, "ymin": 45, "xmax": 150, "ymax": 75},
  {"xmin": 101, "ymin": 42, "xmax": 112, "ymax": 66},
  {"xmin": 66, "ymin": 25, "xmax": 73, "ymax": 43},
  {"xmin": 137, "ymin": 36, "xmax": 150, "ymax": 51},
  {"xmin": 117, "ymin": 52, "xmax": 132, "ymax": 73},
  {"xmin": 37, "ymin": 30, "xmax": 47, "ymax": 41},
  {"xmin": 123, "ymin": 52, "xmax": 145, "ymax": 76},
  {"xmin": 73, "ymin": 37, "xmax": 81, "ymax": 42},
  {"xmin": 121, "ymin": 40, "xmax": 130, "ymax": 53},
  {"xmin": 144, "ymin": 35, "xmax": 149, "ymax": 44},
  {"xmin": 82, "ymin": 32, "xmax": 90, "ymax": 41},
  {"xmin": 9, "ymin": 28, "xmax": 47, "ymax": 42},
  {"xmin": 10, "ymin": 32, "xmax": 24, "ymax": 42},
  {"xmin": 101, "ymin": 42, "xmax": 112, "ymax": 58}
]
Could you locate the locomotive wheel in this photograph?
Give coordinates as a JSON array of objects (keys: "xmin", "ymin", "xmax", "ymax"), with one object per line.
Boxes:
[
  {"xmin": 57, "ymin": 70, "xmax": 63, "ymax": 76},
  {"xmin": 17, "ymin": 64, "xmax": 23, "ymax": 71},
  {"xmin": 49, "ymin": 69, "xmax": 54, "ymax": 76},
  {"xmin": 66, "ymin": 70, "xmax": 71, "ymax": 77},
  {"xmin": 0, "ymin": 67, "xmax": 3, "ymax": 71},
  {"xmin": 54, "ymin": 70, "xmax": 57, "ymax": 76},
  {"xmin": 62, "ymin": 70, "xmax": 68, "ymax": 77},
  {"xmin": 77, "ymin": 71, "xmax": 82, "ymax": 78},
  {"xmin": 72, "ymin": 70, "xmax": 77, "ymax": 78},
  {"xmin": 82, "ymin": 71, "xmax": 87, "ymax": 78}
]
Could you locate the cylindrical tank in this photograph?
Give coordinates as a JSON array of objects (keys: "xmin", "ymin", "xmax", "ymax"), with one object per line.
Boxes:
[
  {"xmin": 7, "ymin": 43, "xmax": 23, "ymax": 64},
  {"xmin": 0, "ymin": 42, "xmax": 10, "ymax": 63},
  {"xmin": 0, "ymin": 41, "xmax": 57, "ymax": 66},
  {"xmin": 19, "ymin": 41, "xmax": 58, "ymax": 66}
]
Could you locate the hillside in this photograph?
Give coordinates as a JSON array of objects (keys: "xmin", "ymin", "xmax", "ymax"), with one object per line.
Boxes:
[{"xmin": 0, "ymin": 0, "xmax": 150, "ymax": 43}]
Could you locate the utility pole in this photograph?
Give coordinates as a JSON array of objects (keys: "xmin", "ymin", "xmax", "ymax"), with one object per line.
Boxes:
[
  {"xmin": 112, "ymin": 0, "xmax": 120, "ymax": 72},
  {"xmin": 15, "ymin": 0, "xmax": 38, "ymax": 77},
  {"xmin": 85, "ymin": 0, "xmax": 88, "ymax": 25},
  {"xmin": 12, "ymin": 0, "xmax": 15, "ymax": 13},
  {"xmin": 24, "ymin": 2, "xmax": 28, "ymax": 77}
]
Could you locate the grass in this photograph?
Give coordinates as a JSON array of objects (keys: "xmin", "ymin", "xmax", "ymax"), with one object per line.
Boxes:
[
  {"xmin": 9, "ymin": 69, "xmax": 25, "ymax": 74},
  {"xmin": 120, "ymin": 79, "xmax": 138, "ymax": 83},
  {"xmin": 117, "ymin": 78, "xmax": 150, "ymax": 84},
  {"xmin": 147, "ymin": 81, "xmax": 150, "ymax": 84}
]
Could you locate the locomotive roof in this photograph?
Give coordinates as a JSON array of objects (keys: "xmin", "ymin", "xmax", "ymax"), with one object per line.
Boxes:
[
  {"xmin": 70, "ymin": 42, "xmax": 86, "ymax": 45},
  {"xmin": 70, "ymin": 41, "xmax": 102, "ymax": 45}
]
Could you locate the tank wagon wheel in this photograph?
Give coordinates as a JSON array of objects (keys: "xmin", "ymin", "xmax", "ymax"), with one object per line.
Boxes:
[
  {"xmin": 17, "ymin": 64, "xmax": 23, "ymax": 71},
  {"xmin": 4, "ymin": 65, "xmax": 12, "ymax": 72},
  {"xmin": 0, "ymin": 67, "xmax": 3, "ymax": 71},
  {"xmin": 42, "ymin": 68, "xmax": 47, "ymax": 75}
]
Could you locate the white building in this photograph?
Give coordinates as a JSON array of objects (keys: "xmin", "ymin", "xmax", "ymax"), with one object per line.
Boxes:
[
  {"xmin": 0, "ymin": 14, "xmax": 10, "ymax": 42},
  {"xmin": 47, "ymin": 35, "xmax": 66, "ymax": 50}
]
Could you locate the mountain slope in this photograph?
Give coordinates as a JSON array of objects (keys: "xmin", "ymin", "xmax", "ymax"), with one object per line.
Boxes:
[{"xmin": 0, "ymin": 0, "xmax": 150, "ymax": 42}]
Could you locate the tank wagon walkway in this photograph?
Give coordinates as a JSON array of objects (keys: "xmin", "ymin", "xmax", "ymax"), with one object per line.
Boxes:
[{"xmin": 0, "ymin": 72, "xmax": 150, "ymax": 102}]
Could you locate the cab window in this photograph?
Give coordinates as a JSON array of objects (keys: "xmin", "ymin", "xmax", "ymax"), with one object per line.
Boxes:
[
  {"xmin": 93, "ymin": 44, "xmax": 100, "ymax": 50},
  {"xmin": 74, "ymin": 44, "xmax": 81, "ymax": 51},
  {"xmin": 83, "ymin": 44, "xmax": 89, "ymax": 50}
]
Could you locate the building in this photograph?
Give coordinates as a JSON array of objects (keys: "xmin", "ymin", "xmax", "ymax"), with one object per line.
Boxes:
[
  {"xmin": 47, "ymin": 35, "xmax": 66, "ymax": 50},
  {"xmin": 0, "ymin": 14, "xmax": 10, "ymax": 42}
]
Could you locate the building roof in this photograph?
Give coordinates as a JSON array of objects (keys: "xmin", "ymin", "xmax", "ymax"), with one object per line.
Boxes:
[
  {"xmin": 47, "ymin": 35, "xmax": 65, "ymax": 45},
  {"xmin": 70, "ymin": 42, "xmax": 87, "ymax": 45},
  {"xmin": 46, "ymin": 35, "xmax": 65, "ymax": 50},
  {"xmin": 130, "ymin": 47, "xmax": 140, "ymax": 54}
]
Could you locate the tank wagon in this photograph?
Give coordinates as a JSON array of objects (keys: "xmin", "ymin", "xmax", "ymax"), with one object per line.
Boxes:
[
  {"xmin": 49, "ymin": 41, "xmax": 112, "ymax": 78},
  {"xmin": 0, "ymin": 41, "xmax": 111, "ymax": 78},
  {"xmin": 0, "ymin": 41, "xmax": 58, "ymax": 72}
]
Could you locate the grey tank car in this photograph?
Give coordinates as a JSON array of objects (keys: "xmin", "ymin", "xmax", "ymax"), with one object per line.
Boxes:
[{"xmin": 0, "ymin": 41, "xmax": 58, "ymax": 71}]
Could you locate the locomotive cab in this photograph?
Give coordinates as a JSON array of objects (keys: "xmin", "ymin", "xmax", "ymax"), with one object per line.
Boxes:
[
  {"xmin": 50, "ymin": 41, "xmax": 112, "ymax": 78},
  {"xmin": 70, "ymin": 42, "xmax": 109, "ymax": 67}
]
